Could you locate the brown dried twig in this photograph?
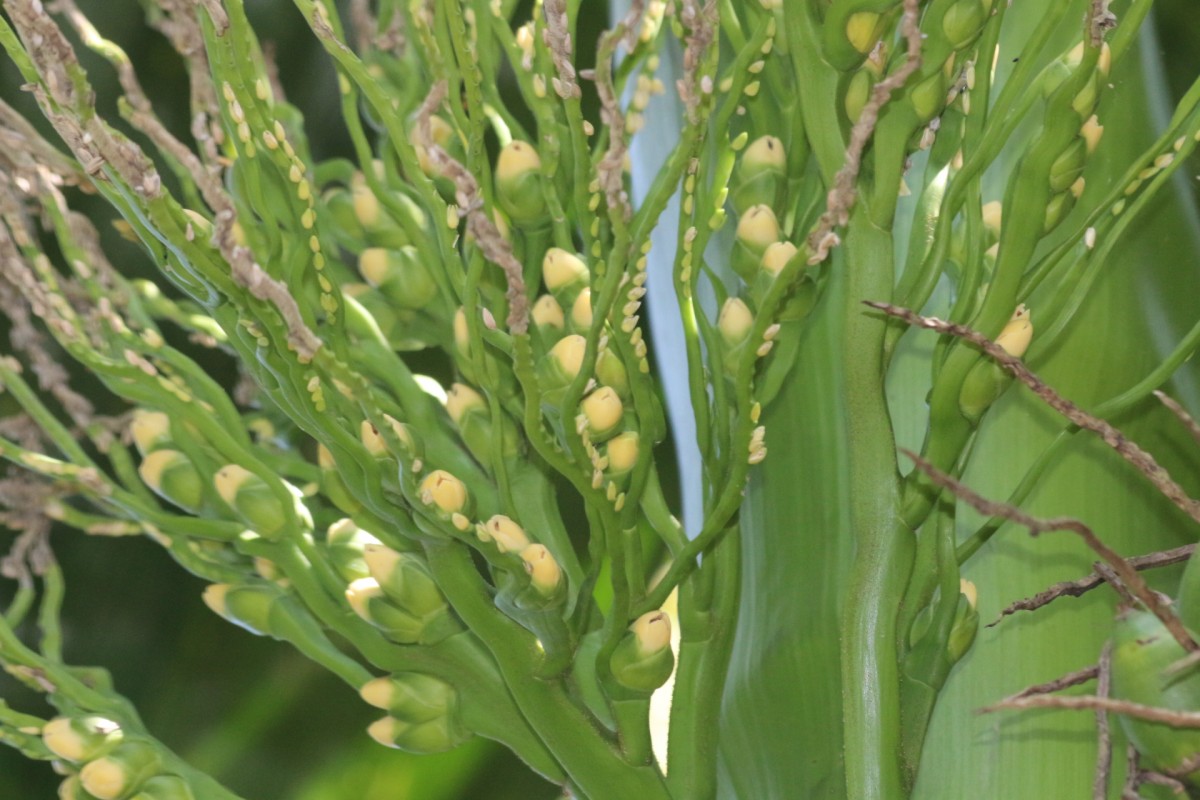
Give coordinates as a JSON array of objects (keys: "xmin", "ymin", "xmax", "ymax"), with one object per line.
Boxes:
[
  {"xmin": 992, "ymin": 545, "xmax": 1195, "ymax": 624},
  {"xmin": 981, "ymin": 694, "xmax": 1200, "ymax": 727},
  {"xmin": 1155, "ymin": 390, "xmax": 1200, "ymax": 449},
  {"xmin": 1095, "ymin": 642, "xmax": 1113, "ymax": 800},
  {"xmin": 901, "ymin": 447, "xmax": 1198, "ymax": 654}
]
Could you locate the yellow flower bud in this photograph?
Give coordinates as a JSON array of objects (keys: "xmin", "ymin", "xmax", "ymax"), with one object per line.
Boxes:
[
  {"xmin": 718, "ymin": 298, "xmax": 755, "ymax": 347},
  {"xmin": 520, "ymin": 543, "xmax": 562, "ymax": 594},
  {"xmin": 606, "ymin": 432, "xmax": 640, "ymax": 474},
  {"xmin": 418, "ymin": 470, "xmax": 468, "ymax": 514},
  {"xmin": 1081, "ymin": 114, "xmax": 1104, "ymax": 154},
  {"xmin": 548, "ymin": 334, "xmax": 587, "ymax": 380},
  {"xmin": 581, "ymin": 386, "xmax": 624, "ymax": 436},
  {"xmin": 845, "ymin": 12, "xmax": 881, "ymax": 54},
  {"xmin": 445, "ymin": 383, "xmax": 486, "ymax": 426},
  {"xmin": 542, "ymin": 248, "xmax": 589, "ymax": 292},
  {"xmin": 571, "ymin": 288, "xmax": 594, "ymax": 330},
  {"xmin": 736, "ymin": 205, "xmax": 780, "ymax": 253},
  {"xmin": 995, "ymin": 305, "xmax": 1033, "ymax": 358},
  {"xmin": 532, "ymin": 294, "xmax": 565, "ymax": 330},
  {"xmin": 981, "ymin": 201, "xmax": 1003, "ymax": 238},
  {"xmin": 495, "ymin": 140, "xmax": 542, "ymax": 182},
  {"xmin": 42, "ymin": 717, "xmax": 122, "ymax": 763},
  {"xmin": 760, "ymin": 241, "xmax": 798, "ymax": 277},
  {"xmin": 129, "ymin": 410, "xmax": 171, "ymax": 455},
  {"xmin": 481, "ymin": 514, "xmax": 531, "ymax": 553}
]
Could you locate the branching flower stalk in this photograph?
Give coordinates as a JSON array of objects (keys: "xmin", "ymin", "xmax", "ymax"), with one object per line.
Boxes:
[{"xmin": 0, "ymin": 0, "xmax": 1197, "ymax": 798}]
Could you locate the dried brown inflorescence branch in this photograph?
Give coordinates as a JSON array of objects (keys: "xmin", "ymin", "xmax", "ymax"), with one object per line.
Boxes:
[
  {"xmin": 873, "ymin": 301, "xmax": 1200, "ymax": 527},
  {"xmin": 901, "ymin": 447, "xmax": 1199, "ymax": 654},
  {"xmin": 808, "ymin": 0, "xmax": 923, "ymax": 264},
  {"xmin": 413, "ymin": 82, "xmax": 529, "ymax": 334},
  {"xmin": 1094, "ymin": 642, "xmax": 1113, "ymax": 800},
  {"xmin": 1089, "ymin": 0, "xmax": 1118, "ymax": 48},
  {"xmin": 677, "ymin": 0, "xmax": 717, "ymax": 124},
  {"xmin": 589, "ymin": 2, "xmax": 646, "ymax": 225},
  {"xmin": 0, "ymin": 474, "xmax": 56, "ymax": 588},
  {"xmin": 1155, "ymin": 390, "xmax": 1200, "ymax": 449},
  {"xmin": 982, "ymin": 693, "xmax": 1200, "ymax": 727},
  {"xmin": 992, "ymin": 544, "xmax": 1195, "ymax": 624},
  {"xmin": 542, "ymin": 0, "xmax": 581, "ymax": 100}
]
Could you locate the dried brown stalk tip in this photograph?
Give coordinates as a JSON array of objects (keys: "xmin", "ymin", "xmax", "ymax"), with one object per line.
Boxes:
[
  {"xmin": 981, "ymin": 693, "xmax": 1200, "ymax": 728},
  {"xmin": 542, "ymin": 0, "xmax": 581, "ymax": 100},
  {"xmin": 992, "ymin": 544, "xmax": 1194, "ymax": 624},
  {"xmin": 677, "ymin": 0, "xmax": 717, "ymax": 124}
]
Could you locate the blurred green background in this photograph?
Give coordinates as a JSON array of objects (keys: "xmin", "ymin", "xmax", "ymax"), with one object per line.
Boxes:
[{"xmin": 1, "ymin": 1, "xmax": 1198, "ymax": 798}]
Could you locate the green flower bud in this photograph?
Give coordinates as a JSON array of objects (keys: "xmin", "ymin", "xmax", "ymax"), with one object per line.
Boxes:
[
  {"xmin": 1111, "ymin": 608, "xmax": 1200, "ymax": 781},
  {"xmin": 358, "ymin": 247, "xmax": 438, "ymax": 310},
  {"xmin": 478, "ymin": 514, "xmax": 531, "ymax": 554},
  {"xmin": 734, "ymin": 205, "xmax": 780, "ymax": 281},
  {"xmin": 128, "ymin": 776, "xmax": 194, "ymax": 800},
  {"xmin": 59, "ymin": 775, "xmax": 103, "ymax": 800},
  {"xmin": 843, "ymin": 67, "xmax": 876, "ymax": 125},
  {"xmin": 316, "ymin": 444, "xmax": 365, "ymax": 517},
  {"xmin": 910, "ymin": 70, "xmax": 947, "ymax": 124},
  {"xmin": 129, "ymin": 411, "xmax": 171, "ymax": 456},
  {"xmin": 758, "ymin": 241, "xmax": 801, "ymax": 292},
  {"xmin": 945, "ymin": 579, "xmax": 979, "ymax": 664},
  {"xmin": 321, "ymin": 187, "xmax": 369, "ymax": 247},
  {"xmin": 138, "ymin": 450, "xmax": 204, "ymax": 513},
  {"xmin": 360, "ymin": 672, "xmax": 458, "ymax": 723},
  {"xmin": 214, "ymin": 464, "xmax": 305, "ymax": 538},
  {"xmin": 203, "ymin": 582, "xmax": 285, "ymax": 637},
  {"xmin": 1042, "ymin": 190, "xmax": 1076, "ymax": 233},
  {"xmin": 580, "ymin": 386, "xmax": 624, "ymax": 441},
  {"xmin": 325, "ymin": 518, "xmax": 381, "ymax": 582},
  {"xmin": 495, "ymin": 141, "xmax": 547, "ymax": 226},
  {"xmin": 1049, "ymin": 138, "xmax": 1088, "ymax": 193},
  {"xmin": 42, "ymin": 716, "xmax": 123, "ymax": 763},
  {"xmin": 732, "ymin": 136, "xmax": 787, "ymax": 216},
  {"xmin": 366, "ymin": 714, "xmax": 470, "ymax": 754},
  {"xmin": 941, "ymin": 0, "xmax": 986, "ymax": 49},
  {"xmin": 362, "ymin": 545, "xmax": 450, "ymax": 621},
  {"xmin": 80, "ymin": 741, "xmax": 162, "ymax": 800},
  {"xmin": 958, "ymin": 305, "xmax": 1033, "ymax": 423},
  {"xmin": 346, "ymin": 577, "xmax": 453, "ymax": 644},
  {"xmin": 595, "ymin": 348, "xmax": 630, "ymax": 399},
  {"xmin": 610, "ymin": 611, "xmax": 675, "ymax": 693}
]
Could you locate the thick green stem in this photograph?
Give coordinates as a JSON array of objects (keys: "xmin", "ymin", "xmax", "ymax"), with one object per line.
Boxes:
[{"xmin": 838, "ymin": 211, "xmax": 909, "ymax": 800}]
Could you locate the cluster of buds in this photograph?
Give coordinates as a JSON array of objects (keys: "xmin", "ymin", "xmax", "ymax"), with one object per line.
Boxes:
[
  {"xmin": 42, "ymin": 717, "xmax": 189, "ymax": 800},
  {"xmin": 361, "ymin": 673, "xmax": 469, "ymax": 754},
  {"xmin": 346, "ymin": 545, "xmax": 461, "ymax": 645},
  {"xmin": 476, "ymin": 515, "xmax": 565, "ymax": 608}
]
